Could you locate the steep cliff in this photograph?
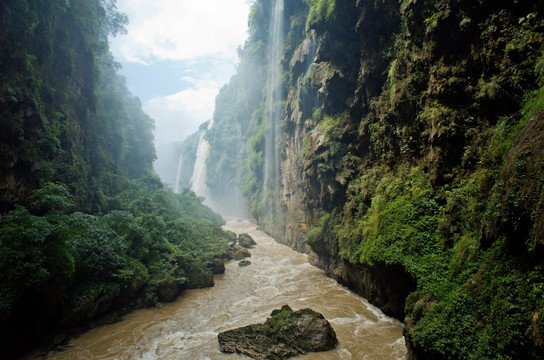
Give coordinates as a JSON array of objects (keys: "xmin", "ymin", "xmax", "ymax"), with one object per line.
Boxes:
[
  {"xmin": 206, "ymin": 0, "xmax": 544, "ymax": 358},
  {"xmin": 0, "ymin": 1, "xmax": 230, "ymax": 357}
]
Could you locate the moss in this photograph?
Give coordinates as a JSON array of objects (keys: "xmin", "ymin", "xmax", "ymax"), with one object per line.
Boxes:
[
  {"xmin": 200, "ymin": 0, "xmax": 544, "ymax": 358},
  {"xmin": 336, "ymin": 137, "xmax": 544, "ymax": 356},
  {"xmin": 319, "ymin": 113, "xmax": 341, "ymax": 138},
  {"xmin": 338, "ymin": 166, "xmax": 440, "ymax": 261},
  {"xmin": 307, "ymin": 212, "xmax": 330, "ymax": 245},
  {"xmin": 406, "ymin": 286, "xmax": 480, "ymax": 358},
  {"xmin": 305, "ymin": 0, "xmax": 336, "ymax": 31}
]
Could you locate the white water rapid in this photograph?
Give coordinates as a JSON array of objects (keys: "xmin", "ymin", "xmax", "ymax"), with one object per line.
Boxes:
[{"xmin": 36, "ymin": 219, "xmax": 407, "ymax": 360}]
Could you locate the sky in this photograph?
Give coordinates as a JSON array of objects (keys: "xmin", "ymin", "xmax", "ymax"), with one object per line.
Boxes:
[{"xmin": 109, "ymin": 0, "xmax": 251, "ymax": 146}]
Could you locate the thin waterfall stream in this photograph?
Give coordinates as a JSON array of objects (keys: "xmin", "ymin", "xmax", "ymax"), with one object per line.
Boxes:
[
  {"xmin": 173, "ymin": 153, "xmax": 183, "ymax": 194},
  {"xmin": 263, "ymin": 0, "xmax": 284, "ymax": 208},
  {"xmin": 190, "ymin": 119, "xmax": 213, "ymax": 200},
  {"xmin": 36, "ymin": 219, "xmax": 407, "ymax": 360}
]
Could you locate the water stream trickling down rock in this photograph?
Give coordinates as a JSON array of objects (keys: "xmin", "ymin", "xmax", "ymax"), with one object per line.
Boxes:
[
  {"xmin": 263, "ymin": 0, "xmax": 284, "ymax": 210},
  {"xmin": 173, "ymin": 153, "xmax": 183, "ymax": 194}
]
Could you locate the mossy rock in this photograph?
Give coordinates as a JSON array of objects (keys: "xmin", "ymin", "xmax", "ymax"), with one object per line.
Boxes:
[
  {"xmin": 228, "ymin": 243, "xmax": 252, "ymax": 260},
  {"xmin": 156, "ymin": 277, "xmax": 180, "ymax": 302},
  {"xmin": 238, "ymin": 233, "xmax": 257, "ymax": 248},
  {"xmin": 185, "ymin": 269, "xmax": 214, "ymax": 289},
  {"xmin": 486, "ymin": 110, "xmax": 544, "ymax": 252},
  {"xmin": 210, "ymin": 259, "xmax": 226, "ymax": 274},
  {"xmin": 218, "ymin": 305, "xmax": 337, "ymax": 359}
]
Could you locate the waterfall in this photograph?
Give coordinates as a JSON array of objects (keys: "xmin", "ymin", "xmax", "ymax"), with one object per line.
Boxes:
[
  {"xmin": 173, "ymin": 153, "xmax": 183, "ymax": 193},
  {"xmin": 263, "ymin": 0, "xmax": 285, "ymax": 214},
  {"xmin": 306, "ymin": 30, "xmax": 317, "ymax": 73},
  {"xmin": 190, "ymin": 120, "xmax": 213, "ymax": 199}
]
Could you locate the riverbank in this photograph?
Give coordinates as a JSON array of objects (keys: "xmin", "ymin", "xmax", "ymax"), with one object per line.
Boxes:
[{"xmin": 26, "ymin": 219, "xmax": 405, "ymax": 360}]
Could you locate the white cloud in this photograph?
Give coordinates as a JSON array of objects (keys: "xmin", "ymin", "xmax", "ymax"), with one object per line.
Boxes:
[
  {"xmin": 141, "ymin": 63, "xmax": 234, "ymax": 145},
  {"xmin": 144, "ymin": 84, "xmax": 218, "ymax": 146},
  {"xmin": 108, "ymin": 0, "xmax": 251, "ymax": 151},
  {"xmin": 111, "ymin": 0, "xmax": 250, "ymax": 63}
]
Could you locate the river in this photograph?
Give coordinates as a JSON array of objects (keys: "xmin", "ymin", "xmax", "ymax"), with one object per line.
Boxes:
[{"xmin": 37, "ymin": 219, "xmax": 406, "ymax": 359}]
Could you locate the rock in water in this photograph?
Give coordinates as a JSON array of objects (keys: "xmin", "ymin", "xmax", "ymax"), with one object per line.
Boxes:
[
  {"xmin": 239, "ymin": 260, "xmax": 252, "ymax": 267},
  {"xmin": 238, "ymin": 233, "xmax": 257, "ymax": 248},
  {"xmin": 228, "ymin": 243, "xmax": 251, "ymax": 260},
  {"xmin": 218, "ymin": 305, "xmax": 337, "ymax": 359}
]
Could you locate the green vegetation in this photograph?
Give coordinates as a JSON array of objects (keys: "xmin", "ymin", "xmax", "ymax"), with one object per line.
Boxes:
[
  {"xmin": 0, "ymin": 0, "xmax": 230, "ymax": 357},
  {"xmin": 210, "ymin": 0, "xmax": 544, "ymax": 358},
  {"xmin": 306, "ymin": 3, "xmax": 544, "ymax": 355},
  {"xmin": 0, "ymin": 179, "xmax": 227, "ymax": 319},
  {"xmin": 306, "ymin": 84, "xmax": 544, "ymax": 357},
  {"xmin": 305, "ymin": 0, "xmax": 336, "ymax": 31}
]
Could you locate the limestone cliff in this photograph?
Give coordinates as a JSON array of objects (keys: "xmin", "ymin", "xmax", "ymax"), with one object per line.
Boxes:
[{"xmin": 206, "ymin": 0, "xmax": 544, "ymax": 358}]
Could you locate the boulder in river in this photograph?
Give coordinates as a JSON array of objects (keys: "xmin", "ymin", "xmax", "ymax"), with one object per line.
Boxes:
[
  {"xmin": 238, "ymin": 260, "xmax": 252, "ymax": 267},
  {"xmin": 238, "ymin": 233, "xmax": 257, "ymax": 248},
  {"xmin": 218, "ymin": 305, "xmax": 338, "ymax": 359},
  {"xmin": 228, "ymin": 243, "xmax": 252, "ymax": 260}
]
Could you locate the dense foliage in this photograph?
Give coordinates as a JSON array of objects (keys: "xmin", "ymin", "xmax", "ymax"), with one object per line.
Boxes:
[
  {"xmin": 0, "ymin": 0, "xmax": 229, "ymax": 357},
  {"xmin": 205, "ymin": 0, "xmax": 544, "ymax": 358}
]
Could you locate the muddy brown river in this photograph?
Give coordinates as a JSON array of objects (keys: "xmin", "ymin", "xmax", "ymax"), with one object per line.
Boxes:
[{"xmin": 36, "ymin": 219, "xmax": 406, "ymax": 359}]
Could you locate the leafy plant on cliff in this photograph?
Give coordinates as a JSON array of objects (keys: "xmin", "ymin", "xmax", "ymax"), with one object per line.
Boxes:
[{"xmin": 305, "ymin": 0, "xmax": 336, "ymax": 31}]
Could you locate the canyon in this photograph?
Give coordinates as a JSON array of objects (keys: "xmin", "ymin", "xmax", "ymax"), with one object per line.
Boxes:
[{"xmin": 200, "ymin": 0, "xmax": 544, "ymax": 358}]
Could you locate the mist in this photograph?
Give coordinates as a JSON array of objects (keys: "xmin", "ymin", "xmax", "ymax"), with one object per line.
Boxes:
[{"xmin": 108, "ymin": 0, "xmax": 251, "ymax": 216}]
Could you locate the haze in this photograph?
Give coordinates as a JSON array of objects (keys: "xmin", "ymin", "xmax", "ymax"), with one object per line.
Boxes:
[{"xmin": 109, "ymin": 0, "xmax": 251, "ymax": 146}]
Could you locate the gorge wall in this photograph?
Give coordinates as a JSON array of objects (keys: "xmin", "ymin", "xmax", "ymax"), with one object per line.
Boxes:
[
  {"xmin": 206, "ymin": 0, "xmax": 544, "ymax": 358},
  {"xmin": 0, "ymin": 1, "xmax": 232, "ymax": 357}
]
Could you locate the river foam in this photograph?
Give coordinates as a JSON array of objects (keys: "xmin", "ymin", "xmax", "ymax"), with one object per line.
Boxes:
[{"xmin": 36, "ymin": 219, "xmax": 406, "ymax": 360}]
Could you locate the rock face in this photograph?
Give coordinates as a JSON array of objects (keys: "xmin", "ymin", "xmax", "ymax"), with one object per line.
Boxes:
[
  {"xmin": 206, "ymin": 0, "xmax": 544, "ymax": 358},
  {"xmin": 218, "ymin": 305, "xmax": 337, "ymax": 359},
  {"xmin": 238, "ymin": 260, "xmax": 252, "ymax": 267},
  {"xmin": 484, "ymin": 111, "xmax": 544, "ymax": 252},
  {"xmin": 228, "ymin": 242, "xmax": 252, "ymax": 261},
  {"xmin": 238, "ymin": 233, "xmax": 257, "ymax": 248}
]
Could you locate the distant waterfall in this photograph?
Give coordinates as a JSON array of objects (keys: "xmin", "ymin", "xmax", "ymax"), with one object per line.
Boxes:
[
  {"xmin": 190, "ymin": 120, "xmax": 213, "ymax": 199},
  {"xmin": 263, "ymin": 0, "xmax": 284, "ymax": 211},
  {"xmin": 173, "ymin": 153, "xmax": 183, "ymax": 193},
  {"xmin": 307, "ymin": 30, "xmax": 317, "ymax": 73}
]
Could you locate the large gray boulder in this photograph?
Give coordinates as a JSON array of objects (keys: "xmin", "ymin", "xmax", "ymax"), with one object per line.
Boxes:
[{"xmin": 218, "ymin": 305, "xmax": 337, "ymax": 359}]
